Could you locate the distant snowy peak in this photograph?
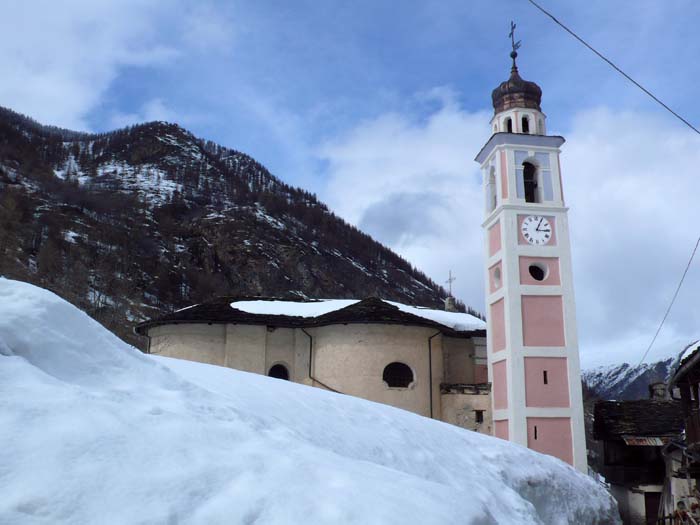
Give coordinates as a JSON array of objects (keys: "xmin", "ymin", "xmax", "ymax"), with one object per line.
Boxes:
[{"xmin": 583, "ymin": 351, "xmax": 690, "ymax": 401}]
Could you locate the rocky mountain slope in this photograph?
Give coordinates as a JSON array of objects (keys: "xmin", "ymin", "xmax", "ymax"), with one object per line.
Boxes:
[
  {"xmin": 0, "ymin": 106, "xmax": 474, "ymax": 348},
  {"xmin": 582, "ymin": 357, "xmax": 680, "ymax": 401},
  {"xmin": 582, "ymin": 340, "xmax": 700, "ymax": 401}
]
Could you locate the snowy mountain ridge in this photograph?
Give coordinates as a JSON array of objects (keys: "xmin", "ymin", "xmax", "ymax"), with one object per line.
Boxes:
[{"xmin": 582, "ymin": 351, "xmax": 694, "ymax": 402}]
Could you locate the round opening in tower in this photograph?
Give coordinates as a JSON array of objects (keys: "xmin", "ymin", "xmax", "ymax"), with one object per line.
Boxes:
[
  {"xmin": 528, "ymin": 263, "xmax": 547, "ymax": 281},
  {"xmin": 493, "ymin": 266, "xmax": 502, "ymax": 288}
]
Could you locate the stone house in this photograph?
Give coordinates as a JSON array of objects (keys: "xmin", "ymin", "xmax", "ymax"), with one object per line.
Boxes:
[
  {"xmin": 136, "ymin": 296, "xmax": 490, "ymax": 433},
  {"xmin": 593, "ymin": 393, "xmax": 684, "ymax": 525}
]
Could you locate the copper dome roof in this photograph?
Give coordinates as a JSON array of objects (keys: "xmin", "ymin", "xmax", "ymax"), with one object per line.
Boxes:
[{"xmin": 491, "ymin": 65, "xmax": 542, "ymax": 114}]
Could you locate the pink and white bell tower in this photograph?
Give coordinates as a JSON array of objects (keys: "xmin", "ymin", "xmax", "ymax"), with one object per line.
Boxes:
[{"xmin": 476, "ymin": 37, "xmax": 587, "ymax": 471}]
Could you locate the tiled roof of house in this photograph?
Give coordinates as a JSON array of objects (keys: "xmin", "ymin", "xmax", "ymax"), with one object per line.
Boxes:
[{"xmin": 593, "ymin": 399, "xmax": 684, "ymax": 440}]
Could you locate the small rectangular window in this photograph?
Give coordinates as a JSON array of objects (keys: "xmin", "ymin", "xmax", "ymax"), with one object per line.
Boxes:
[
  {"xmin": 534, "ymin": 425, "xmax": 538, "ymax": 440},
  {"xmin": 475, "ymin": 410, "xmax": 484, "ymax": 424},
  {"xmin": 543, "ymin": 370, "xmax": 548, "ymax": 385}
]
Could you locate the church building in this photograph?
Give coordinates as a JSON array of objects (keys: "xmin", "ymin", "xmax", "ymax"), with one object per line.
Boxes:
[
  {"xmin": 136, "ymin": 39, "xmax": 587, "ymax": 472},
  {"xmin": 136, "ymin": 296, "xmax": 491, "ymax": 434}
]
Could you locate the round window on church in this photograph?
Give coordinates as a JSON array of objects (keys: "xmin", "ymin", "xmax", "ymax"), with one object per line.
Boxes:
[
  {"xmin": 528, "ymin": 263, "xmax": 548, "ymax": 282},
  {"xmin": 383, "ymin": 362, "xmax": 414, "ymax": 388},
  {"xmin": 268, "ymin": 363, "xmax": 290, "ymax": 380}
]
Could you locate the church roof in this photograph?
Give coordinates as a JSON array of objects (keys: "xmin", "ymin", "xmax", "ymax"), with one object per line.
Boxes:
[
  {"xmin": 593, "ymin": 399, "xmax": 684, "ymax": 440},
  {"xmin": 135, "ymin": 296, "xmax": 486, "ymax": 337}
]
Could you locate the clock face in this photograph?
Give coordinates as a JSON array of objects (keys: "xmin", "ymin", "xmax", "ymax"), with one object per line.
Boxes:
[{"xmin": 521, "ymin": 215, "xmax": 552, "ymax": 245}]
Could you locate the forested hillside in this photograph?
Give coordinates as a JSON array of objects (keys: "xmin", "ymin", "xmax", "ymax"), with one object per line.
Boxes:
[{"xmin": 0, "ymin": 106, "xmax": 478, "ymax": 347}]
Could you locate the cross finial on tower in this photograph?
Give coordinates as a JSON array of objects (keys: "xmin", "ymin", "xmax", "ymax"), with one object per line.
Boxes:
[
  {"xmin": 509, "ymin": 21, "xmax": 521, "ymax": 73},
  {"xmin": 445, "ymin": 270, "xmax": 456, "ymax": 297}
]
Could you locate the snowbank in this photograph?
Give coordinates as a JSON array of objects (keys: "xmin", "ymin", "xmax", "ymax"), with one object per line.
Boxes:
[{"xmin": 0, "ymin": 279, "xmax": 618, "ymax": 524}]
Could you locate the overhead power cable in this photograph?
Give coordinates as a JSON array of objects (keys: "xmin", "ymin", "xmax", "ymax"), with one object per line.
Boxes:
[
  {"xmin": 636, "ymin": 237, "xmax": 700, "ymax": 366},
  {"xmin": 526, "ymin": 0, "xmax": 700, "ymax": 136}
]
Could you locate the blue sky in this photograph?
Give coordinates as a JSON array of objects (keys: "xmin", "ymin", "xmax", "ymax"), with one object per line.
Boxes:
[{"xmin": 2, "ymin": 0, "xmax": 700, "ymax": 367}]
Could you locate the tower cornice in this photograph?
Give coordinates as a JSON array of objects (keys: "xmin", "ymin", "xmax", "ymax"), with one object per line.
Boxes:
[
  {"xmin": 475, "ymin": 133, "xmax": 565, "ymax": 164},
  {"xmin": 482, "ymin": 204, "xmax": 570, "ymax": 228}
]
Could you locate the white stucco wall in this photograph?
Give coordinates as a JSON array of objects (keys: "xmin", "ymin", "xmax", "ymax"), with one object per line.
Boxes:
[
  {"xmin": 148, "ymin": 323, "xmax": 227, "ymax": 366},
  {"xmin": 307, "ymin": 324, "xmax": 443, "ymax": 418},
  {"xmin": 442, "ymin": 337, "xmax": 475, "ymax": 384},
  {"xmin": 145, "ymin": 322, "xmax": 486, "ymax": 425}
]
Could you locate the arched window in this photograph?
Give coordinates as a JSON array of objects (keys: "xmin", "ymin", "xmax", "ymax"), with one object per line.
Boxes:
[
  {"xmin": 268, "ymin": 363, "xmax": 289, "ymax": 380},
  {"xmin": 487, "ymin": 167, "xmax": 497, "ymax": 211},
  {"xmin": 505, "ymin": 117, "xmax": 513, "ymax": 133},
  {"xmin": 521, "ymin": 116, "xmax": 530, "ymax": 134},
  {"xmin": 523, "ymin": 162, "xmax": 539, "ymax": 203},
  {"xmin": 383, "ymin": 362, "xmax": 414, "ymax": 388}
]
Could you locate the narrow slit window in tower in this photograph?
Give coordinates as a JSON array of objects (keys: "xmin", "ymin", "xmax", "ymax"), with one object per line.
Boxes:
[
  {"xmin": 534, "ymin": 425, "xmax": 538, "ymax": 440},
  {"xmin": 543, "ymin": 370, "xmax": 548, "ymax": 385},
  {"xmin": 506, "ymin": 117, "xmax": 513, "ymax": 133},
  {"xmin": 488, "ymin": 168, "xmax": 497, "ymax": 211},
  {"xmin": 523, "ymin": 162, "xmax": 538, "ymax": 203}
]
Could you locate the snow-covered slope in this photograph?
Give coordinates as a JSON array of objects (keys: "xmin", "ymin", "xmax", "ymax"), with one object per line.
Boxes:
[{"xmin": 0, "ymin": 278, "xmax": 619, "ymax": 524}]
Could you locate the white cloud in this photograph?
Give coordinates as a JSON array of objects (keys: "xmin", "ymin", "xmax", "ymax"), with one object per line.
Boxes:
[
  {"xmin": 318, "ymin": 99, "xmax": 490, "ymax": 328},
  {"xmin": 182, "ymin": 4, "xmax": 236, "ymax": 53},
  {"xmin": 318, "ymin": 98, "xmax": 700, "ymax": 369},
  {"xmin": 0, "ymin": 1, "xmax": 236, "ymax": 131},
  {"xmin": 0, "ymin": 1, "xmax": 181, "ymax": 130}
]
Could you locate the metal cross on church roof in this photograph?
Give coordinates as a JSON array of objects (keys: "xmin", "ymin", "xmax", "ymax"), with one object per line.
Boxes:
[
  {"xmin": 445, "ymin": 270, "xmax": 456, "ymax": 297},
  {"xmin": 509, "ymin": 20, "xmax": 521, "ymax": 68}
]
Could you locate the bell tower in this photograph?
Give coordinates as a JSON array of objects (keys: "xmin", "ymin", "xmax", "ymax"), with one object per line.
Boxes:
[{"xmin": 475, "ymin": 27, "xmax": 587, "ymax": 471}]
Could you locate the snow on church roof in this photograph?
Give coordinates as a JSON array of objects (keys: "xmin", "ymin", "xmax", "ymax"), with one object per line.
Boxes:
[
  {"xmin": 230, "ymin": 299, "xmax": 486, "ymax": 332},
  {"xmin": 136, "ymin": 297, "xmax": 486, "ymax": 335}
]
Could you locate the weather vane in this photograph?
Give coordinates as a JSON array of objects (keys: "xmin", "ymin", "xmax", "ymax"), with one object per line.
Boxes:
[
  {"xmin": 446, "ymin": 270, "xmax": 456, "ymax": 297},
  {"xmin": 509, "ymin": 20, "xmax": 521, "ymax": 70}
]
